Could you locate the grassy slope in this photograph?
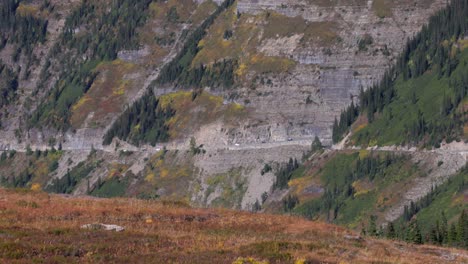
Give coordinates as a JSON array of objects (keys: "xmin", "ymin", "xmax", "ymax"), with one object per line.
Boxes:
[
  {"xmin": 278, "ymin": 149, "xmax": 468, "ymax": 247},
  {"xmin": 68, "ymin": 0, "xmax": 214, "ymax": 130},
  {"xmin": 0, "ymin": 150, "xmax": 63, "ymax": 189},
  {"xmin": 192, "ymin": 1, "xmax": 339, "ymax": 81},
  {"xmin": 410, "ymin": 169, "xmax": 468, "ymax": 234},
  {"xmin": 158, "ymin": 91, "xmax": 247, "ymax": 139},
  {"xmin": 351, "ymin": 47, "xmax": 468, "ymax": 147},
  {"xmin": 0, "ymin": 188, "xmax": 466, "ymax": 263},
  {"xmin": 287, "ymin": 151, "xmax": 424, "ymax": 228}
]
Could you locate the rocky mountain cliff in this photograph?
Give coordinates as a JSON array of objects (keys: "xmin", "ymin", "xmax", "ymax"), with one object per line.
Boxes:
[
  {"xmin": 232, "ymin": 0, "xmax": 447, "ymax": 144},
  {"xmin": 0, "ymin": 0, "xmax": 466, "ymax": 240},
  {"xmin": 0, "ymin": 0, "xmax": 447, "ymax": 146}
]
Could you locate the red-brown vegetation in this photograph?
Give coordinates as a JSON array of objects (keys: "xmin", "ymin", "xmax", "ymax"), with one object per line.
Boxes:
[{"xmin": 0, "ymin": 188, "xmax": 466, "ymax": 263}]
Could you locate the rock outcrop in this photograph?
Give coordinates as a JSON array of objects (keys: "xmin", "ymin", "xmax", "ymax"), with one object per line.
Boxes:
[
  {"xmin": 0, "ymin": 0, "xmax": 458, "ymax": 214},
  {"xmin": 226, "ymin": 0, "xmax": 447, "ymax": 145}
]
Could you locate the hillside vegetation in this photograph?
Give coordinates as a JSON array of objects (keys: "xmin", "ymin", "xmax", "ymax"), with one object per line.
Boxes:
[
  {"xmin": 333, "ymin": 0, "xmax": 468, "ymax": 148},
  {"xmin": 0, "ymin": 188, "xmax": 467, "ymax": 263},
  {"xmin": 275, "ymin": 151, "xmax": 422, "ymax": 225},
  {"xmin": 0, "ymin": 0, "xmax": 466, "ymax": 261},
  {"xmin": 29, "ymin": 0, "xmax": 154, "ymax": 130},
  {"xmin": 264, "ymin": 148, "xmax": 467, "ymax": 250},
  {"xmin": 384, "ymin": 169, "xmax": 468, "ymax": 247},
  {"xmin": 0, "ymin": 0, "xmax": 49, "ymax": 60}
]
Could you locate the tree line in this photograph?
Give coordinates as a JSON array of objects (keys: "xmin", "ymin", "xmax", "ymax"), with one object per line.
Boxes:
[
  {"xmin": 0, "ymin": 0, "xmax": 49, "ymax": 54},
  {"xmin": 62, "ymin": 0, "xmax": 152, "ymax": 61},
  {"xmin": 364, "ymin": 169, "xmax": 468, "ymax": 248},
  {"xmin": 273, "ymin": 157, "xmax": 299, "ymax": 190},
  {"xmin": 0, "ymin": 148, "xmax": 60, "ymax": 188},
  {"xmin": 332, "ymin": 101, "xmax": 359, "ymax": 143},
  {"xmin": 398, "ymin": 173, "xmax": 467, "ymax": 247},
  {"xmin": 333, "ymin": 0, "xmax": 468, "ymax": 146},
  {"xmin": 46, "ymin": 161, "xmax": 96, "ymax": 194},
  {"xmin": 0, "ymin": 61, "xmax": 18, "ymax": 109},
  {"xmin": 362, "ymin": 0, "xmax": 468, "ymax": 116},
  {"xmin": 0, "ymin": 169, "xmax": 31, "ymax": 188},
  {"xmin": 103, "ymin": 90, "xmax": 175, "ymax": 146},
  {"xmin": 177, "ymin": 59, "xmax": 237, "ymax": 89},
  {"xmin": 300, "ymin": 153, "xmax": 402, "ymax": 222},
  {"xmin": 29, "ymin": 0, "xmax": 153, "ymax": 130},
  {"xmin": 154, "ymin": 0, "xmax": 236, "ymax": 89}
]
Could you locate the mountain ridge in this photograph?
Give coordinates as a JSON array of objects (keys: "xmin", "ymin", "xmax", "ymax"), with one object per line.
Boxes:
[{"xmin": 0, "ymin": 0, "xmax": 467, "ymax": 252}]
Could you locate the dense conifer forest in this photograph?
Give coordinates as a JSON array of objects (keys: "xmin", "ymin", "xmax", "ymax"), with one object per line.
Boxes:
[
  {"xmin": 47, "ymin": 160, "xmax": 98, "ymax": 194},
  {"xmin": 370, "ymin": 168, "xmax": 468, "ymax": 249},
  {"xmin": 277, "ymin": 151, "xmax": 468, "ymax": 249},
  {"xmin": 103, "ymin": 90, "xmax": 174, "ymax": 146},
  {"xmin": 0, "ymin": 0, "xmax": 49, "ymax": 54},
  {"xmin": 0, "ymin": 61, "xmax": 18, "ymax": 109},
  {"xmin": 29, "ymin": 0, "xmax": 153, "ymax": 130},
  {"xmin": 154, "ymin": 0, "xmax": 237, "ymax": 89},
  {"xmin": 332, "ymin": 101, "xmax": 359, "ymax": 143},
  {"xmin": 294, "ymin": 153, "xmax": 404, "ymax": 222}
]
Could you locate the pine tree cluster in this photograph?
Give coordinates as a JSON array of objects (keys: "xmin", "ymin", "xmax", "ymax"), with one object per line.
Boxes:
[
  {"xmin": 273, "ymin": 157, "xmax": 299, "ymax": 190},
  {"xmin": 103, "ymin": 90, "xmax": 175, "ymax": 146},
  {"xmin": 301, "ymin": 153, "xmax": 402, "ymax": 222},
  {"xmin": 155, "ymin": 0, "xmax": 236, "ymax": 89},
  {"xmin": 333, "ymin": 0, "xmax": 468, "ymax": 146},
  {"xmin": 0, "ymin": 61, "xmax": 18, "ymax": 108},
  {"xmin": 0, "ymin": 0, "xmax": 49, "ymax": 54},
  {"xmin": 365, "ymin": 167, "xmax": 468, "ymax": 248},
  {"xmin": 29, "ymin": 0, "xmax": 154, "ymax": 130}
]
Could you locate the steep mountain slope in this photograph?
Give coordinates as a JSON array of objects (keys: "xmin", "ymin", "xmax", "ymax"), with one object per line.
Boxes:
[
  {"xmin": 262, "ymin": 0, "xmax": 468, "ymax": 248},
  {"xmin": 0, "ymin": 0, "xmax": 465, "ymax": 235},
  {"xmin": 335, "ymin": 0, "xmax": 468, "ymax": 148},
  {"xmin": 388, "ymin": 169, "xmax": 468, "ymax": 247},
  {"xmin": 1, "ymin": 188, "xmax": 467, "ymax": 263},
  {"xmin": 0, "ymin": 0, "xmax": 448, "ymax": 147},
  {"xmin": 0, "ymin": 0, "xmax": 222, "ymax": 145},
  {"xmin": 263, "ymin": 148, "xmax": 467, "ymax": 244}
]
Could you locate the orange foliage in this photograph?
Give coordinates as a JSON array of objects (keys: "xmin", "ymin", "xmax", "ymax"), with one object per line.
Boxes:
[{"xmin": 0, "ymin": 189, "xmax": 465, "ymax": 263}]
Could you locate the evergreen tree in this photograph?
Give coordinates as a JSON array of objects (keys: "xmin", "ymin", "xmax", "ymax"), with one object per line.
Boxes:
[
  {"xmin": 311, "ymin": 136, "xmax": 323, "ymax": 152},
  {"xmin": 155, "ymin": 0, "xmax": 236, "ymax": 88},
  {"xmin": 386, "ymin": 222, "xmax": 396, "ymax": 239},
  {"xmin": 274, "ymin": 157, "xmax": 300, "ymax": 190},
  {"xmin": 368, "ymin": 215, "xmax": 378, "ymax": 236},
  {"xmin": 103, "ymin": 90, "xmax": 174, "ymax": 146},
  {"xmin": 253, "ymin": 199, "xmax": 261, "ymax": 212},
  {"xmin": 334, "ymin": 0, "xmax": 468, "ymax": 148},
  {"xmin": 407, "ymin": 220, "xmax": 423, "ymax": 244},
  {"xmin": 441, "ymin": 212, "xmax": 448, "ymax": 244},
  {"xmin": 448, "ymin": 223, "xmax": 457, "ymax": 246},
  {"xmin": 332, "ymin": 101, "xmax": 359, "ymax": 143},
  {"xmin": 456, "ymin": 210, "xmax": 468, "ymax": 248},
  {"xmin": 429, "ymin": 225, "xmax": 439, "ymax": 245}
]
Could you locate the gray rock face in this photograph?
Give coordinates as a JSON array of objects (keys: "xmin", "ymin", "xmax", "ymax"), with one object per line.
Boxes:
[
  {"xmin": 192, "ymin": 144, "xmax": 309, "ymax": 208},
  {"xmin": 0, "ymin": 0, "xmax": 447, "ymax": 148},
  {"xmin": 226, "ymin": 0, "xmax": 446, "ymax": 145},
  {"xmin": 0, "ymin": 0, "xmax": 458, "ymax": 214},
  {"xmin": 385, "ymin": 150, "xmax": 467, "ymax": 222},
  {"xmin": 117, "ymin": 46, "xmax": 151, "ymax": 63}
]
